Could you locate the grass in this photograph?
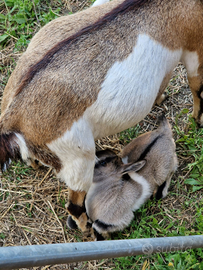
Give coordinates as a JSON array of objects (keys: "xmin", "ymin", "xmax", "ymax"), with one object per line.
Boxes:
[
  {"xmin": 0, "ymin": 0, "xmax": 203, "ymax": 269},
  {"xmin": 175, "ymin": 113, "xmax": 203, "ymax": 192},
  {"xmin": 119, "ymin": 124, "xmax": 142, "ymax": 144},
  {"xmin": 109, "ymin": 105, "xmax": 203, "ymax": 269},
  {"xmin": 112, "ymin": 194, "xmax": 203, "ymax": 269},
  {"xmin": 0, "ymin": 0, "xmax": 61, "ymax": 50},
  {"xmin": 111, "ymin": 109, "xmax": 203, "ymax": 269}
]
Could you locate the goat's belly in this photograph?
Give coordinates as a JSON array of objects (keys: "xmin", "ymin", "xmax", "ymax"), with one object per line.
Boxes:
[
  {"xmin": 84, "ymin": 34, "xmax": 182, "ymax": 139},
  {"xmin": 83, "ymin": 34, "xmax": 182, "ymax": 139},
  {"xmin": 85, "ymin": 90, "xmax": 154, "ymax": 139}
]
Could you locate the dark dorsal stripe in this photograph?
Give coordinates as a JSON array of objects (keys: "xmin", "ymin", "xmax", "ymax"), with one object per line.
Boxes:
[
  {"xmin": 122, "ymin": 135, "xmax": 163, "ymax": 180},
  {"xmin": 15, "ymin": 0, "xmax": 150, "ymax": 97},
  {"xmin": 137, "ymin": 135, "xmax": 163, "ymax": 161}
]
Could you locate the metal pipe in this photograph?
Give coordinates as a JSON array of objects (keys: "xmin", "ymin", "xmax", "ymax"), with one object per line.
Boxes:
[{"xmin": 1, "ymin": 235, "xmax": 203, "ymax": 270}]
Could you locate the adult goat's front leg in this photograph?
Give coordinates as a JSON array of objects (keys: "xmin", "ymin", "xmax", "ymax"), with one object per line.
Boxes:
[
  {"xmin": 67, "ymin": 188, "xmax": 92, "ymax": 234},
  {"xmin": 62, "ymin": 152, "xmax": 95, "ymax": 234},
  {"xmin": 47, "ymin": 126, "xmax": 95, "ymax": 235}
]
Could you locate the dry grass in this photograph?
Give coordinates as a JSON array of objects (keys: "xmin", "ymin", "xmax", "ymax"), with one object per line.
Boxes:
[
  {"xmin": 0, "ymin": 1, "xmax": 202, "ymax": 269},
  {"xmin": 61, "ymin": 0, "xmax": 93, "ymax": 12}
]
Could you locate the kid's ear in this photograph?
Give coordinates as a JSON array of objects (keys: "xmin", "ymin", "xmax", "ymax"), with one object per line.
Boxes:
[{"xmin": 121, "ymin": 160, "xmax": 146, "ymax": 174}]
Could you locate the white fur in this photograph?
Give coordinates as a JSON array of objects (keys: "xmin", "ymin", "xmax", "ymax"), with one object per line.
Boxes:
[
  {"xmin": 14, "ymin": 133, "xmax": 30, "ymax": 162},
  {"xmin": 86, "ymin": 34, "xmax": 182, "ymax": 139},
  {"xmin": 128, "ymin": 172, "xmax": 151, "ymax": 211},
  {"xmin": 122, "ymin": 154, "xmax": 151, "ymax": 207},
  {"xmin": 47, "ymin": 34, "xmax": 181, "ymax": 192},
  {"xmin": 181, "ymin": 51, "xmax": 199, "ymax": 77},
  {"xmin": 14, "ymin": 133, "xmax": 50, "ymax": 168},
  {"xmin": 92, "ymin": 0, "xmax": 110, "ymax": 7},
  {"xmin": 47, "ymin": 118, "xmax": 95, "ymax": 192}
]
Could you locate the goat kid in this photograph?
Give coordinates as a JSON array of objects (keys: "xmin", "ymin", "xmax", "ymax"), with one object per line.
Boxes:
[
  {"xmin": 0, "ymin": 0, "xmax": 202, "ymax": 233},
  {"xmin": 85, "ymin": 115, "xmax": 178, "ymax": 239}
]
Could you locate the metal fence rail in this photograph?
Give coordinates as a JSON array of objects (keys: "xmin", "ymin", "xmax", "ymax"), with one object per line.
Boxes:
[{"xmin": 1, "ymin": 235, "xmax": 203, "ymax": 270}]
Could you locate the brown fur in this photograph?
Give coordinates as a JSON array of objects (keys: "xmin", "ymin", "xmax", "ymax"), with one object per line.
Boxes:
[
  {"xmin": 14, "ymin": 0, "xmax": 150, "ymax": 97},
  {"xmin": 0, "ymin": 133, "xmax": 20, "ymax": 171},
  {"xmin": 27, "ymin": 143, "xmax": 62, "ymax": 172},
  {"xmin": 2, "ymin": 0, "xmax": 203, "ymax": 149},
  {"xmin": 1, "ymin": 0, "xmax": 121, "ymax": 113},
  {"xmin": 67, "ymin": 189, "xmax": 93, "ymax": 233},
  {"xmin": 68, "ymin": 189, "xmax": 86, "ymax": 207}
]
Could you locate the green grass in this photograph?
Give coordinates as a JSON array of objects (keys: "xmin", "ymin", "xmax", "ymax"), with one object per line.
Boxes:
[
  {"xmin": 0, "ymin": 0, "xmax": 61, "ymax": 50},
  {"xmin": 112, "ymin": 199, "xmax": 203, "ymax": 269},
  {"xmin": 0, "ymin": 1, "xmax": 203, "ymax": 269},
  {"xmin": 175, "ymin": 110, "xmax": 203, "ymax": 192},
  {"xmin": 112, "ymin": 110, "xmax": 203, "ymax": 269},
  {"xmin": 119, "ymin": 124, "xmax": 142, "ymax": 144},
  {"xmin": 0, "ymin": 233, "xmax": 6, "ymax": 239},
  {"xmin": 2, "ymin": 160, "xmax": 34, "ymax": 182}
]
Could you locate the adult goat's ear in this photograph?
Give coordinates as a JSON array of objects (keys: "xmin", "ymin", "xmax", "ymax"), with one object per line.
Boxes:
[{"xmin": 121, "ymin": 160, "xmax": 146, "ymax": 174}]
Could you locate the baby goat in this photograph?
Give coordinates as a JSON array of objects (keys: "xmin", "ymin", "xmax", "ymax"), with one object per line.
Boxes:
[{"xmin": 85, "ymin": 116, "xmax": 178, "ymax": 239}]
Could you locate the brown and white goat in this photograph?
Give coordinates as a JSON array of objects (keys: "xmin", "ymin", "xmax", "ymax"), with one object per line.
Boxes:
[
  {"xmin": 0, "ymin": 0, "xmax": 202, "ymax": 232},
  {"xmin": 85, "ymin": 116, "xmax": 178, "ymax": 239}
]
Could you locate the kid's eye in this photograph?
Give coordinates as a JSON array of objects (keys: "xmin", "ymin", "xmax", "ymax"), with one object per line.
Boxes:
[{"xmin": 100, "ymin": 160, "xmax": 107, "ymax": 166}]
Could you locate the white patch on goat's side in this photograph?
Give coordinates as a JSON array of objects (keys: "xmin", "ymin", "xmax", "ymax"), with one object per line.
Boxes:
[
  {"xmin": 49, "ymin": 35, "xmax": 182, "ymax": 193},
  {"xmin": 181, "ymin": 51, "xmax": 199, "ymax": 77},
  {"xmin": 128, "ymin": 172, "xmax": 151, "ymax": 211},
  {"xmin": 47, "ymin": 118, "xmax": 95, "ymax": 192},
  {"xmin": 85, "ymin": 34, "xmax": 182, "ymax": 139},
  {"xmin": 14, "ymin": 133, "xmax": 30, "ymax": 161}
]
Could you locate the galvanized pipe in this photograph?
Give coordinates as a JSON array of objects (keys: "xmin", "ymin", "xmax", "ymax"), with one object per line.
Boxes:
[{"xmin": 1, "ymin": 235, "xmax": 203, "ymax": 270}]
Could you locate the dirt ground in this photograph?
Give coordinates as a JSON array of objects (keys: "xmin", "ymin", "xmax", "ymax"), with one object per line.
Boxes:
[{"xmin": 0, "ymin": 1, "xmax": 202, "ymax": 269}]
